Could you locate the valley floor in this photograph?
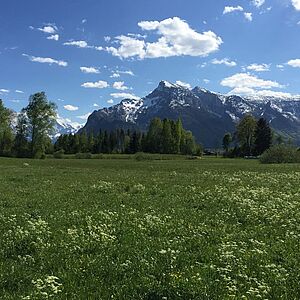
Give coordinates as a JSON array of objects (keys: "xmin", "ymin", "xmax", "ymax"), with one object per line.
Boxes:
[{"xmin": 0, "ymin": 157, "xmax": 299, "ymax": 299}]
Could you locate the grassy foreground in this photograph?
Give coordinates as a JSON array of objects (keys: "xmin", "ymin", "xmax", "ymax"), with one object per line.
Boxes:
[{"xmin": 0, "ymin": 157, "xmax": 300, "ymax": 299}]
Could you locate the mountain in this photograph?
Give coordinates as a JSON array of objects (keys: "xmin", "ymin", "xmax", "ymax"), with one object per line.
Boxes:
[
  {"xmin": 52, "ymin": 116, "xmax": 83, "ymax": 140},
  {"xmin": 10, "ymin": 113, "xmax": 83, "ymax": 140},
  {"xmin": 82, "ymin": 81, "xmax": 300, "ymax": 147}
]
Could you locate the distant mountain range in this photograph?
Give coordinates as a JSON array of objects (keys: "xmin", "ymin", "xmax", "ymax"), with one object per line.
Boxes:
[
  {"xmin": 80, "ymin": 81, "xmax": 300, "ymax": 147},
  {"xmin": 10, "ymin": 113, "xmax": 82, "ymax": 140}
]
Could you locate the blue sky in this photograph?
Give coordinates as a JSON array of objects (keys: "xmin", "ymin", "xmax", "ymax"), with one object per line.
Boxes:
[{"xmin": 1, "ymin": 0, "xmax": 300, "ymax": 125}]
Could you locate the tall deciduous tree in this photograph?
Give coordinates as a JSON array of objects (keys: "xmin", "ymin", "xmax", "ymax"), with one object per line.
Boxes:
[
  {"xmin": 24, "ymin": 92, "xmax": 56, "ymax": 158},
  {"xmin": 0, "ymin": 100, "xmax": 14, "ymax": 156},
  {"xmin": 237, "ymin": 114, "xmax": 257, "ymax": 156}
]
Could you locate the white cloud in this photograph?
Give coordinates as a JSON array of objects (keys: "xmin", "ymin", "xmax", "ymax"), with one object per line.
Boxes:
[
  {"xmin": 92, "ymin": 103, "xmax": 99, "ymax": 107},
  {"xmin": 110, "ymin": 92, "xmax": 140, "ymax": 100},
  {"xmin": 229, "ymin": 87, "xmax": 295, "ymax": 98},
  {"xmin": 176, "ymin": 80, "xmax": 191, "ymax": 89},
  {"xmin": 110, "ymin": 70, "xmax": 134, "ymax": 78},
  {"xmin": 221, "ymin": 73, "xmax": 282, "ymax": 90},
  {"xmin": 203, "ymin": 79, "xmax": 210, "ymax": 84},
  {"xmin": 292, "ymin": 0, "xmax": 300, "ymax": 10},
  {"xmin": 246, "ymin": 63, "xmax": 270, "ymax": 72},
  {"xmin": 15, "ymin": 90, "xmax": 24, "ymax": 94},
  {"xmin": 212, "ymin": 58, "xmax": 237, "ymax": 67},
  {"xmin": 287, "ymin": 59, "xmax": 300, "ymax": 68},
  {"xmin": 107, "ymin": 35, "xmax": 146, "ymax": 59},
  {"xmin": 107, "ymin": 17, "xmax": 222, "ymax": 59},
  {"xmin": 47, "ymin": 34, "xmax": 59, "ymax": 41},
  {"xmin": 107, "ymin": 99, "xmax": 114, "ymax": 104},
  {"xmin": 80, "ymin": 66, "xmax": 100, "ymax": 74},
  {"xmin": 22, "ymin": 54, "xmax": 68, "ymax": 67},
  {"xmin": 244, "ymin": 12, "xmax": 253, "ymax": 21},
  {"xmin": 223, "ymin": 6, "xmax": 244, "ymax": 14},
  {"xmin": 0, "ymin": 89, "xmax": 9, "ymax": 93},
  {"xmin": 104, "ymin": 36, "xmax": 111, "ymax": 42},
  {"xmin": 63, "ymin": 40, "xmax": 89, "ymax": 48},
  {"xmin": 276, "ymin": 64, "xmax": 284, "ymax": 69},
  {"xmin": 252, "ymin": 0, "xmax": 265, "ymax": 8},
  {"xmin": 110, "ymin": 73, "xmax": 120, "ymax": 78},
  {"xmin": 81, "ymin": 80, "xmax": 109, "ymax": 89},
  {"xmin": 82, "ymin": 19, "xmax": 87, "ymax": 24},
  {"xmin": 38, "ymin": 25, "xmax": 57, "ymax": 34},
  {"xmin": 77, "ymin": 112, "xmax": 92, "ymax": 120},
  {"xmin": 113, "ymin": 81, "xmax": 129, "ymax": 90},
  {"xmin": 64, "ymin": 105, "xmax": 79, "ymax": 111}
]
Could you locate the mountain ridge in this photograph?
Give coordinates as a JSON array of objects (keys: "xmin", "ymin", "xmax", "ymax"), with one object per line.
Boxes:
[{"xmin": 81, "ymin": 81, "xmax": 300, "ymax": 147}]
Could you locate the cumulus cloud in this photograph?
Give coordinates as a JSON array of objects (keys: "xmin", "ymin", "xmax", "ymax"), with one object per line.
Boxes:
[
  {"xmin": 176, "ymin": 80, "xmax": 191, "ymax": 89},
  {"xmin": 292, "ymin": 0, "xmax": 300, "ymax": 10},
  {"xmin": 244, "ymin": 13, "xmax": 253, "ymax": 21},
  {"xmin": 64, "ymin": 105, "xmax": 79, "ymax": 111},
  {"xmin": 38, "ymin": 25, "xmax": 57, "ymax": 34},
  {"xmin": 110, "ymin": 70, "xmax": 134, "ymax": 78},
  {"xmin": 64, "ymin": 40, "xmax": 89, "ymax": 48},
  {"xmin": 212, "ymin": 58, "xmax": 237, "ymax": 67},
  {"xmin": 110, "ymin": 73, "xmax": 120, "ymax": 78},
  {"xmin": 22, "ymin": 54, "xmax": 68, "ymax": 67},
  {"xmin": 110, "ymin": 92, "xmax": 140, "ymax": 100},
  {"xmin": 113, "ymin": 81, "xmax": 129, "ymax": 90},
  {"xmin": 81, "ymin": 80, "xmax": 109, "ymax": 89},
  {"xmin": 106, "ymin": 17, "xmax": 222, "ymax": 59},
  {"xmin": 252, "ymin": 0, "xmax": 265, "ymax": 8},
  {"xmin": 229, "ymin": 87, "xmax": 294, "ymax": 98},
  {"xmin": 223, "ymin": 6, "xmax": 244, "ymax": 14},
  {"xmin": 246, "ymin": 63, "xmax": 270, "ymax": 72},
  {"xmin": 92, "ymin": 103, "xmax": 99, "ymax": 107},
  {"xmin": 287, "ymin": 59, "xmax": 300, "ymax": 68},
  {"xmin": 80, "ymin": 66, "xmax": 100, "ymax": 74},
  {"xmin": 107, "ymin": 99, "xmax": 114, "ymax": 104},
  {"xmin": 221, "ymin": 73, "xmax": 282, "ymax": 91},
  {"xmin": 47, "ymin": 34, "xmax": 59, "ymax": 41}
]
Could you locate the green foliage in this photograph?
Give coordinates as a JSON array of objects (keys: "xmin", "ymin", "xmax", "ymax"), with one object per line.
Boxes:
[
  {"xmin": 254, "ymin": 118, "xmax": 272, "ymax": 155},
  {"xmin": 0, "ymin": 100, "xmax": 14, "ymax": 156},
  {"xmin": 53, "ymin": 149, "xmax": 65, "ymax": 159},
  {"xmin": 222, "ymin": 133, "xmax": 232, "ymax": 152},
  {"xmin": 259, "ymin": 145, "xmax": 300, "ymax": 164},
  {"xmin": 236, "ymin": 114, "xmax": 257, "ymax": 156},
  {"xmin": 55, "ymin": 118, "xmax": 200, "ymax": 156},
  {"xmin": 24, "ymin": 92, "xmax": 57, "ymax": 158}
]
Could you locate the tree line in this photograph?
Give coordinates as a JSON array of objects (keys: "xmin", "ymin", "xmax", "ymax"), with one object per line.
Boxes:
[
  {"xmin": 222, "ymin": 115, "xmax": 273, "ymax": 157},
  {"xmin": 0, "ymin": 92, "xmax": 202, "ymax": 158},
  {"xmin": 55, "ymin": 118, "xmax": 202, "ymax": 156}
]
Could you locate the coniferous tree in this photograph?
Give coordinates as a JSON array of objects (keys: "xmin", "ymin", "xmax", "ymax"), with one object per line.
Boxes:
[
  {"xmin": 254, "ymin": 118, "xmax": 272, "ymax": 155},
  {"xmin": 222, "ymin": 133, "xmax": 232, "ymax": 153}
]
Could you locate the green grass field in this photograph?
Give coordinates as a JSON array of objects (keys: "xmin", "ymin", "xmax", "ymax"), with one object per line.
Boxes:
[{"xmin": 0, "ymin": 157, "xmax": 300, "ymax": 299}]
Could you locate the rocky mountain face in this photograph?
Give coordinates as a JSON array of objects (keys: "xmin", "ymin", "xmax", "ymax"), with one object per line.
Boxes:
[{"xmin": 82, "ymin": 81, "xmax": 300, "ymax": 147}]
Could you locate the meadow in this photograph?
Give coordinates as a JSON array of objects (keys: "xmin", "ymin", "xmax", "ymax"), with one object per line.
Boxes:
[{"xmin": 0, "ymin": 157, "xmax": 299, "ymax": 299}]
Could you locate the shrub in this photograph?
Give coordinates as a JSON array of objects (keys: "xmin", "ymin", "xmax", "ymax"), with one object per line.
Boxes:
[
  {"xmin": 134, "ymin": 152, "xmax": 156, "ymax": 161},
  {"xmin": 75, "ymin": 152, "xmax": 92, "ymax": 159},
  {"xmin": 53, "ymin": 150, "xmax": 65, "ymax": 159},
  {"xmin": 260, "ymin": 145, "xmax": 300, "ymax": 164}
]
